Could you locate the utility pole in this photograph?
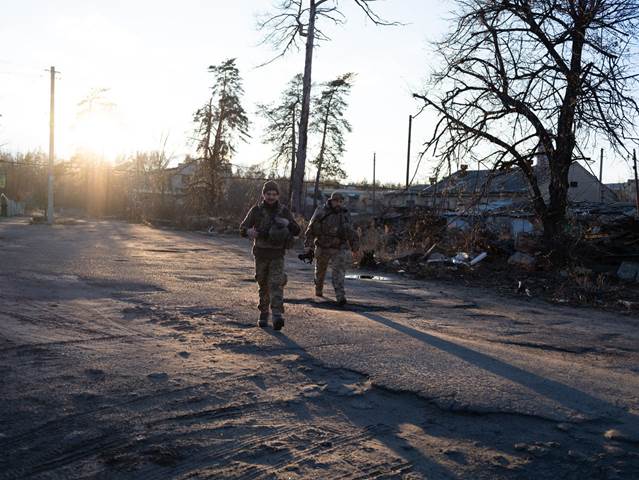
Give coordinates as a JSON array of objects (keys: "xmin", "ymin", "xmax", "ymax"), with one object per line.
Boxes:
[
  {"xmin": 372, "ymin": 152, "xmax": 376, "ymax": 215},
  {"xmin": 405, "ymin": 114, "xmax": 412, "ymax": 190},
  {"xmin": 47, "ymin": 66, "xmax": 56, "ymax": 224},
  {"xmin": 599, "ymin": 148, "xmax": 604, "ymax": 203},
  {"xmin": 633, "ymin": 149, "xmax": 639, "ymax": 219}
]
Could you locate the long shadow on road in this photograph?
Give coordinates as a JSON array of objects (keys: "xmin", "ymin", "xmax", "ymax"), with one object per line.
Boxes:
[{"xmin": 358, "ymin": 311, "xmax": 639, "ymax": 436}]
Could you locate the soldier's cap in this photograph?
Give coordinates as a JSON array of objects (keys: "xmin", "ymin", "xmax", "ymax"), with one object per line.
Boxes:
[
  {"xmin": 262, "ymin": 180, "xmax": 280, "ymax": 194},
  {"xmin": 329, "ymin": 192, "xmax": 345, "ymax": 201}
]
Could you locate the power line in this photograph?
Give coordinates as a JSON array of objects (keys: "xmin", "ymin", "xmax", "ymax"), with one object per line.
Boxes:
[{"xmin": 0, "ymin": 70, "xmax": 45, "ymax": 78}]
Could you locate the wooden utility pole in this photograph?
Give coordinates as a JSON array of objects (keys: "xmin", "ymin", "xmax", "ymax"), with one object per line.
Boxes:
[
  {"xmin": 633, "ymin": 149, "xmax": 639, "ymax": 219},
  {"xmin": 47, "ymin": 66, "xmax": 56, "ymax": 224},
  {"xmin": 599, "ymin": 148, "xmax": 604, "ymax": 203},
  {"xmin": 372, "ymin": 152, "xmax": 376, "ymax": 215},
  {"xmin": 406, "ymin": 114, "xmax": 412, "ymax": 190}
]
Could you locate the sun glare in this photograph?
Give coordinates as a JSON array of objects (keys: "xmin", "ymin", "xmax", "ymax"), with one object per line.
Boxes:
[{"xmin": 69, "ymin": 111, "xmax": 129, "ymax": 161}]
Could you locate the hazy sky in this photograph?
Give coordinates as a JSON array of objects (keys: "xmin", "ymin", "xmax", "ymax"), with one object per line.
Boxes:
[{"xmin": 0, "ymin": 0, "xmax": 635, "ymax": 184}]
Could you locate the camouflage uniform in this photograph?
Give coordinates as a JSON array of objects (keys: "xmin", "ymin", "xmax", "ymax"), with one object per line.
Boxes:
[
  {"xmin": 305, "ymin": 201, "xmax": 359, "ymax": 302},
  {"xmin": 240, "ymin": 201, "xmax": 300, "ymax": 316}
]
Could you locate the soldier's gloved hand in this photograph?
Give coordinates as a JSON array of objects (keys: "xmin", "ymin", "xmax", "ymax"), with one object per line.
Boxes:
[{"xmin": 247, "ymin": 228, "xmax": 258, "ymax": 240}]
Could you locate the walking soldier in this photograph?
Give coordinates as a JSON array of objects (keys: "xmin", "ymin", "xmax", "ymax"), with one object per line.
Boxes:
[
  {"xmin": 304, "ymin": 192, "xmax": 360, "ymax": 306},
  {"xmin": 240, "ymin": 181, "xmax": 301, "ymax": 330}
]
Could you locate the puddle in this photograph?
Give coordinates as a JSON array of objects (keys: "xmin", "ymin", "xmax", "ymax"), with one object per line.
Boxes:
[{"xmin": 345, "ymin": 274, "xmax": 390, "ymax": 281}]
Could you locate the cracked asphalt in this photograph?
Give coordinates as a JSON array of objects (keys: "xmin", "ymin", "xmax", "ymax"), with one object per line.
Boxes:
[{"xmin": 1, "ymin": 217, "xmax": 638, "ymax": 479}]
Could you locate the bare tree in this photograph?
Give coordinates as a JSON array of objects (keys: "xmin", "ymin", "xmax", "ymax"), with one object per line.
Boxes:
[
  {"xmin": 192, "ymin": 59, "xmax": 250, "ymax": 213},
  {"xmin": 76, "ymin": 88, "xmax": 115, "ymax": 116},
  {"xmin": 257, "ymin": 73, "xmax": 303, "ymax": 203},
  {"xmin": 259, "ymin": 0, "xmax": 396, "ymax": 214},
  {"xmin": 415, "ymin": 0, "xmax": 639, "ymax": 258},
  {"xmin": 310, "ymin": 73, "xmax": 353, "ymax": 208}
]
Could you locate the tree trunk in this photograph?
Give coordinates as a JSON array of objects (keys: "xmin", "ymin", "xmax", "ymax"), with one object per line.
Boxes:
[
  {"xmin": 201, "ymin": 99, "xmax": 214, "ymax": 214},
  {"xmin": 538, "ymin": 23, "xmax": 585, "ymax": 262},
  {"xmin": 312, "ymin": 95, "xmax": 332, "ymax": 210},
  {"xmin": 291, "ymin": 0, "xmax": 317, "ymax": 215},
  {"xmin": 542, "ymin": 151, "xmax": 571, "ymax": 261},
  {"xmin": 313, "ymin": 163, "xmax": 322, "ymax": 210},
  {"xmin": 288, "ymin": 109, "xmax": 296, "ymax": 205},
  {"xmin": 209, "ymin": 114, "xmax": 224, "ymax": 213},
  {"xmin": 210, "ymin": 79, "xmax": 228, "ymax": 214}
]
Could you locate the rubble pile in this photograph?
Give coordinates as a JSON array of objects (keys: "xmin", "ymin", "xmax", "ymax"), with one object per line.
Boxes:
[
  {"xmin": 357, "ymin": 205, "xmax": 639, "ymax": 313},
  {"xmin": 573, "ymin": 204, "xmax": 639, "ymax": 263}
]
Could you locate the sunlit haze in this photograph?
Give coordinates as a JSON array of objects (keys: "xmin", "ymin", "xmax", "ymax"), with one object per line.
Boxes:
[{"xmin": 0, "ymin": 0, "xmax": 635, "ymax": 183}]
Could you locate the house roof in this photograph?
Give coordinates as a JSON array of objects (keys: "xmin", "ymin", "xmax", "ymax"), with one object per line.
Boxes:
[{"xmin": 420, "ymin": 169, "xmax": 530, "ymax": 196}]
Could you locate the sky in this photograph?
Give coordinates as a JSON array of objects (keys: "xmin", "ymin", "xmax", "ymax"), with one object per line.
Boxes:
[{"xmin": 0, "ymin": 0, "xmax": 636, "ymax": 185}]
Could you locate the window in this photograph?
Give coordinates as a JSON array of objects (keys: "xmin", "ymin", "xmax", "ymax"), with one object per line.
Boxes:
[{"xmin": 570, "ymin": 181, "xmax": 578, "ymax": 188}]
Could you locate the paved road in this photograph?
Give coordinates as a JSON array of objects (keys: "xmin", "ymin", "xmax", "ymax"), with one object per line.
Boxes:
[{"xmin": 1, "ymin": 218, "xmax": 638, "ymax": 479}]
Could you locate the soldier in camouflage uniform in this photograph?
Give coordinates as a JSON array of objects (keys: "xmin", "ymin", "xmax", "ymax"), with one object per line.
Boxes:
[
  {"xmin": 304, "ymin": 192, "xmax": 360, "ymax": 306},
  {"xmin": 240, "ymin": 181, "xmax": 301, "ymax": 330}
]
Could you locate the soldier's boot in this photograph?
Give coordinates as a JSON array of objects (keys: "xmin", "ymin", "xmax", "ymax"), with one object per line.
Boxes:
[
  {"xmin": 257, "ymin": 311, "xmax": 269, "ymax": 328},
  {"xmin": 272, "ymin": 313, "xmax": 285, "ymax": 331},
  {"xmin": 337, "ymin": 296, "xmax": 348, "ymax": 307},
  {"xmin": 315, "ymin": 285, "xmax": 323, "ymax": 297}
]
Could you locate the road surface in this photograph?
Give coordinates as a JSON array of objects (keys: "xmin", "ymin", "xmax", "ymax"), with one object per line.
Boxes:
[{"xmin": 1, "ymin": 218, "xmax": 638, "ymax": 479}]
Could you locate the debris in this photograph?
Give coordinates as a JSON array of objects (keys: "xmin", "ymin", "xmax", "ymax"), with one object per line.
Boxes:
[
  {"xmin": 572, "ymin": 266, "xmax": 592, "ymax": 276},
  {"xmin": 618, "ymin": 300, "xmax": 639, "ymax": 310},
  {"xmin": 452, "ymin": 252, "xmax": 470, "ymax": 265},
  {"xmin": 470, "ymin": 252, "xmax": 488, "ymax": 266},
  {"xmin": 359, "ymin": 250, "xmax": 379, "ymax": 269},
  {"xmin": 424, "ymin": 243, "xmax": 439, "ymax": 257},
  {"xmin": 516, "ymin": 281, "xmax": 532, "ymax": 297},
  {"xmin": 427, "ymin": 252, "xmax": 448, "ymax": 263},
  {"xmin": 508, "ymin": 252, "xmax": 536, "ymax": 270},
  {"xmin": 358, "ymin": 204, "xmax": 639, "ymax": 312},
  {"xmin": 617, "ymin": 262, "xmax": 639, "ymax": 282},
  {"xmin": 514, "ymin": 232, "xmax": 541, "ymax": 253}
]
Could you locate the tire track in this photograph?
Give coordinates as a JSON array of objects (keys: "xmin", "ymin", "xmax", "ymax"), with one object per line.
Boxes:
[
  {"xmin": 1, "ymin": 434, "xmax": 125, "ymax": 480},
  {"xmin": 0, "ymin": 383, "xmax": 209, "ymax": 448},
  {"xmin": 240, "ymin": 424, "xmax": 390, "ymax": 480},
  {"xmin": 131, "ymin": 425, "xmax": 300, "ymax": 480},
  {"xmin": 0, "ymin": 334, "xmax": 144, "ymax": 354},
  {"xmin": 148, "ymin": 398, "xmax": 293, "ymax": 427},
  {"xmin": 346, "ymin": 458, "xmax": 414, "ymax": 479}
]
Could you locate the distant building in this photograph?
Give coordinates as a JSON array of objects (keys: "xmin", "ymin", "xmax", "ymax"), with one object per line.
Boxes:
[
  {"xmin": 0, "ymin": 193, "xmax": 25, "ymax": 217},
  {"xmin": 314, "ymin": 187, "xmax": 376, "ymax": 213},
  {"xmin": 385, "ymin": 154, "xmax": 618, "ymax": 211},
  {"xmin": 129, "ymin": 159, "xmax": 198, "ymax": 204},
  {"xmin": 606, "ymin": 179, "xmax": 637, "ymax": 204},
  {"xmin": 164, "ymin": 160, "xmax": 198, "ymax": 198}
]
